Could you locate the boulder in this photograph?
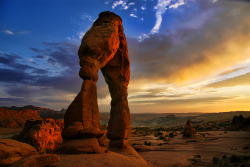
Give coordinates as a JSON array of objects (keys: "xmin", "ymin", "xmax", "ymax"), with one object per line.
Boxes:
[
  {"xmin": 0, "ymin": 139, "xmax": 38, "ymax": 166},
  {"xmin": 16, "ymin": 119, "xmax": 63, "ymax": 153}
]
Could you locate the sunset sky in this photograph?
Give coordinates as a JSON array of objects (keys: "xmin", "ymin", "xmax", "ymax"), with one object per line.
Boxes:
[{"xmin": 0, "ymin": 0, "xmax": 249, "ymax": 113}]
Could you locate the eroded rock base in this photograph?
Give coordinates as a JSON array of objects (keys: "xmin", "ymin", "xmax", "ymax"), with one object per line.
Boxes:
[{"xmin": 57, "ymin": 138, "xmax": 107, "ymax": 154}]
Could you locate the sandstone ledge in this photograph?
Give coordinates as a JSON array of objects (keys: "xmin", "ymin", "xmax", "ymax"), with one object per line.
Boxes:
[{"xmin": 50, "ymin": 146, "xmax": 151, "ymax": 167}]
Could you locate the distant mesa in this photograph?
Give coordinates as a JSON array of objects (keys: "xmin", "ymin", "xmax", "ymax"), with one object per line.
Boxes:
[
  {"xmin": 0, "ymin": 107, "xmax": 41, "ymax": 128},
  {"xmin": 183, "ymin": 119, "xmax": 197, "ymax": 137}
]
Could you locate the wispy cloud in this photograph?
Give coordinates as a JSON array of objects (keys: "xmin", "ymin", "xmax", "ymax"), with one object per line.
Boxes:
[
  {"xmin": 3, "ymin": 30, "xmax": 14, "ymax": 35},
  {"xmin": 151, "ymin": 0, "xmax": 171, "ymax": 34},
  {"xmin": 81, "ymin": 13, "xmax": 94, "ymax": 22},
  {"xmin": 17, "ymin": 31, "xmax": 31, "ymax": 34},
  {"xmin": 148, "ymin": 0, "xmax": 186, "ymax": 37},
  {"xmin": 2, "ymin": 30, "xmax": 31, "ymax": 35},
  {"xmin": 141, "ymin": 5, "xmax": 146, "ymax": 10},
  {"xmin": 169, "ymin": 0, "xmax": 184, "ymax": 9},
  {"xmin": 112, "ymin": 0, "xmax": 134, "ymax": 10},
  {"xmin": 130, "ymin": 13, "xmax": 138, "ymax": 18}
]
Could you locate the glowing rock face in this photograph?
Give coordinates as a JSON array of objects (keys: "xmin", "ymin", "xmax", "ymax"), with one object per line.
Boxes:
[{"xmin": 61, "ymin": 11, "xmax": 131, "ymax": 153}]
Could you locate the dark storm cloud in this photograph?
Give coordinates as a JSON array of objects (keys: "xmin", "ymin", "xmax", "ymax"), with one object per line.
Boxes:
[
  {"xmin": 0, "ymin": 52, "xmax": 46, "ymax": 83},
  {"xmin": 0, "ymin": 41, "xmax": 109, "ymax": 108}
]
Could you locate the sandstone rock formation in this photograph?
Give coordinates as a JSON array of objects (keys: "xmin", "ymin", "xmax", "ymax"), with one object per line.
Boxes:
[
  {"xmin": 61, "ymin": 11, "xmax": 130, "ymax": 153},
  {"xmin": 0, "ymin": 107, "xmax": 41, "ymax": 128},
  {"xmin": 50, "ymin": 146, "xmax": 149, "ymax": 167},
  {"xmin": 183, "ymin": 120, "xmax": 197, "ymax": 137},
  {"xmin": 16, "ymin": 119, "xmax": 64, "ymax": 153},
  {"xmin": 228, "ymin": 115, "xmax": 250, "ymax": 131},
  {"xmin": 0, "ymin": 139, "xmax": 38, "ymax": 166}
]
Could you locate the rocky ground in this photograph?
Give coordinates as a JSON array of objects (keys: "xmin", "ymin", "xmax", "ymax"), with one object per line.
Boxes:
[
  {"xmin": 129, "ymin": 131, "xmax": 250, "ymax": 167},
  {"xmin": 0, "ymin": 128, "xmax": 249, "ymax": 166}
]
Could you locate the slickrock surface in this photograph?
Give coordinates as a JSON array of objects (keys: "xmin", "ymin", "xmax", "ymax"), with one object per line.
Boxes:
[
  {"xmin": 0, "ymin": 139, "xmax": 38, "ymax": 166},
  {"xmin": 17, "ymin": 119, "xmax": 64, "ymax": 153},
  {"xmin": 50, "ymin": 146, "xmax": 151, "ymax": 167}
]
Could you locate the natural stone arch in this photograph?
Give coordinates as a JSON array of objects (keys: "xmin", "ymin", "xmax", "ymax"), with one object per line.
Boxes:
[{"xmin": 60, "ymin": 11, "xmax": 131, "ymax": 153}]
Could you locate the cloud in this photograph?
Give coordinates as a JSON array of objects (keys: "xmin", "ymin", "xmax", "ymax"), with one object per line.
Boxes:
[
  {"xmin": 112, "ymin": 0, "xmax": 133, "ymax": 10},
  {"xmin": 169, "ymin": 0, "xmax": 184, "ymax": 9},
  {"xmin": 81, "ymin": 13, "xmax": 94, "ymax": 22},
  {"xmin": 68, "ymin": 13, "xmax": 94, "ymax": 41},
  {"xmin": 151, "ymin": 0, "xmax": 171, "ymax": 34},
  {"xmin": 130, "ymin": 13, "xmax": 138, "ymax": 18},
  {"xmin": 141, "ymin": 5, "xmax": 146, "ymax": 10},
  {"xmin": 217, "ymin": 67, "xmax": 246, "ymax": 76},
  {"xmin": 0, "ymin": 41, "xmax": 111, "ymax": 109},
  {"xmin": 3, "ymin": 30, "xmax": 14, "ymax": 35},
  {"xmin": 17, "ymin": 31, "xmax": 31, "ymax": 34},
  {"xmin": 128, "ymin": 1, "xmax": 250, "ymax": 84},
  {"xmin": 206, "ymin": 73, "xmax": 250, "ymax": 88}
]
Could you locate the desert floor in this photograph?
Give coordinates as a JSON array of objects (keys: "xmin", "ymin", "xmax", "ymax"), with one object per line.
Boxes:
[
  {"xmin": 129, "ymin": 131, "xmax": 250, "ymax": 166},
  {"xmin": 1, "ymin": 128, "xmax": 249, "ymax": 166}
]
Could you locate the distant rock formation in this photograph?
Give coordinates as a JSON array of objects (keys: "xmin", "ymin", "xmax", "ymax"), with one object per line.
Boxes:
[
  {"xmin": 183, "ymin": 119, "xmax": 197, "ymax": 137},
  {"xmin": 228, "ymin": 115, "xmax": 250, "ymax": 131},
  {"xmin": 0, "ymin": 107, "xmax": 41, "ymax": 128},
  {"xmin": 61, "ymin": 11, "xmax": 130, "ymax": 154},
  {"xmin": 5, "ymin": 105, "xmax": 65, "ymax": 120},
  {"xmin": 16, "ymin": 119, "xmax": 64, "ymax": 153},
  {"xmin": 0, "ymin": 139, "xmax": 59, "ymax": 167}
]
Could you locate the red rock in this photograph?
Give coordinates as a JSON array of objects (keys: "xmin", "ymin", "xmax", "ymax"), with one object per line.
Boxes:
[
  {"xmin": 57, "ymin": 138, "xmax": 107, "ymax": 154},
  {"xmin": 61, "ymin": 11, "xmax": 131, "ymax": 153},
  {"xmin": 183, "ymin": 119, "xmax": 197, "ymax": 137},
  {"xmin": 0, "ymin": 108, "xmax": 41, "ymax": 128},
  {"xmin": 10, "ymin": 154, "xmax": 60, "ymax": 167},
  {"xmin": 79, "ymin": 128, "xmax": 104, "ymax": 138},
  {"xmin": 0, "ymin": 139, "xmax": 38, "ymax": 166},
  {"xmin": 16, "ymin": 119, "xmax": 63, "ymax": 153}
]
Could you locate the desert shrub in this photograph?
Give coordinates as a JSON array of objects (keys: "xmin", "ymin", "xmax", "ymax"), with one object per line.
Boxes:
[
  {"xmin": 213, "ymin": 157, "xmax": 219, "ymax": 164},
  {"xmin": 159, "ymin": 135, "xmax": 165, "ymax": 140},
  {"xmin": 194, "ymin": 155, "xmax": 201, "ymax": 158},
  {"xmin": 230, "ymin": 155, "xmax": 241, "ymax": 163},
  {"xmin": 158, "ymin": 143, "xmax": 162, "ymax": 146},
  {"xmin": 144, "ymin": 141, "xmax": 152, "ymax": 146},
  {"xmin": 169, "ymin": 132, "xmax": 174, "ymax": 138},
  {"xmin": 157, "ymin": 132, "xmax": 163, "ymax": 136},
  {"xmin": 222, "ymin": 155, "xmax": 227, "ymax": 159},
  {"xmin": 243, "ymin": 146, "xmax": 249, "ymax": 150}
]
